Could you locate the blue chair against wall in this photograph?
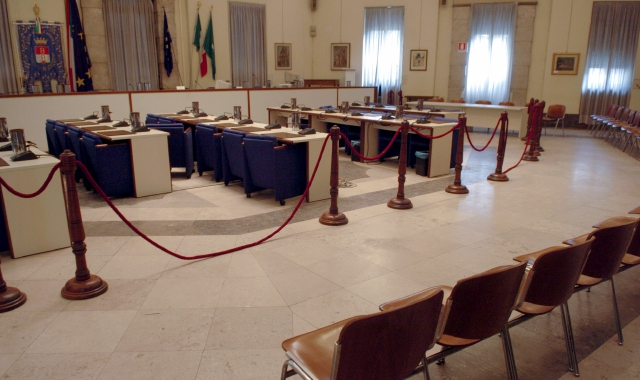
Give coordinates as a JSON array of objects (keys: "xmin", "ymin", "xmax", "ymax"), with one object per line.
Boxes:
[
  {"xmin": 243, "ymin": 134, "xmax": 307, "ymax": 205},
  {"xmin": 45, "ymin": 119, "xmax": 60, "ymax": 157},
  {"xmin": 66, "ymin": 126, "xmax": 87, "ymax": 183},
  {"xmin": 195, "ymin": 123, "xmax": 223, "ymax": 181},
  {"xmin": 81, "ymin": 133, "xmax": 134, "ymax": 197},
  {"xmin": 221, "ymin": 129, "xmax": 248, "ymax": 188},
  {"xmin": 148, "ymin": 123, "xmax": 194, "ymax": 178}
]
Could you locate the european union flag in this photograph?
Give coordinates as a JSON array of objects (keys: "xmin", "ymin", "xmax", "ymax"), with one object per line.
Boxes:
[
  {"xmin": 163, "ymin": 10, "xmax": 173, "ymax": 77},
  {"xmin": 69, "ymin": 0, "xmax": 93, "ymax": 91}
]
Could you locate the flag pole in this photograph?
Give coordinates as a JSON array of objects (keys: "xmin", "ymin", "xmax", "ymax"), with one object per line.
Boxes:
[{"xmin": 65, "ymin": 0, "xmax": 74, "ymax": 92}]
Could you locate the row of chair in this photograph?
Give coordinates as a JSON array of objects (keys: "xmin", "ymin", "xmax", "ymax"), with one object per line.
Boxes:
[
  {"xmin": 589, "ymin": 104, "xmax": 640, "ymax": 154},
  {"xmin": 46, "ymin": 120, "xmax": 134, "ymax": 197},
  {"xmin": 280, "ymin": 213, "xmax": 640, "ymax": 380}
]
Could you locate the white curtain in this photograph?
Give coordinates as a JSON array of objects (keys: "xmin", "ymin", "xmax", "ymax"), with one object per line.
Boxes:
[
  {"xmin": 579, "ymin": 2, "xmax": 640, "ymax": 123},
  {"xmin": 229, "ymin": 2, "xmax": 266, "ymax": 88},
  {"xmin": 362, "ymin": 6, "xmax": 404, "ymax": 104},
  {"xmin": 465, "ymin": 3, "xmax": 516, "ymax": 104},
  {"xmin": 103, "ymin": 0, "xmax": 159, "ymax": 91},
  {"xmin": 0, "ymin": 0, "xmax": 18, "ymax": 94}
]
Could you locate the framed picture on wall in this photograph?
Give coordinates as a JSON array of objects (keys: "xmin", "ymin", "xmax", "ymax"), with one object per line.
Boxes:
[
  {"xmin": 331, "ymin": 43, "xmax": 350, "ymax": 70},
  {"xmin": 410, "ymin": 50, "xmax": 428, "ymax": 71},
  {"xmin": 275, "ymin": 43, "xmax": 292, "ymax": 70},
  {"xmin": 552, "ymin": 53, "xmax": 580, "ymax": 75}
]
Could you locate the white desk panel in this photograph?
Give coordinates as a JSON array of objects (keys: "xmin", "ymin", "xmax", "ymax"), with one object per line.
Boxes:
[
  {"xmin": 338, "ymin": 87, "xmax": 376, "ymax": 106},
  {"xmin": 0, "ymin": 149, "xmax": 69, "ymax": 258},
  {"xmin": 131, "ymin": 90, "xmax": 249, "ymax": 121},
  {"xmin": 250, "ymin": 89, "xmax": 337, "ymax": 123}
]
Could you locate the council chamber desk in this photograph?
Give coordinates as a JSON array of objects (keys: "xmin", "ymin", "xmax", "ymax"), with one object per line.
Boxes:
[
  {"xmin": 155, "ymin": 114, "xmax": 331, "ymax": 202},
  {"xmin": 406, "ymin": 101, "xmax": 528, "ymax": 137},
  {"xmin": 0, "ymin": 148, "xmax": 69, "ymax": 258},
  {"xmin": 267, "ymin": 107, "xmax": 458, "ymax": 177},
  {"xmin": 61, "ymin": 119, "xmax": 172, "ymax": 198}
]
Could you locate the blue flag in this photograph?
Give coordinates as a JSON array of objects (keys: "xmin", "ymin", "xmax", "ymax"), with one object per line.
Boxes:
[
  {"xmin": 69, "ymin": 0, "xmax": 93, "ymax": 91},
  {"xmin": 163, "ymin": 10, "xmax": 173, "ymax": 77}
]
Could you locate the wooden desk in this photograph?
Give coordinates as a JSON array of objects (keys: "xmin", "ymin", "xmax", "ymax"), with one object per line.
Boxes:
[
  {"xmin": 78, "ymin": 120, "xmax": 172, "ymax": 198},
  {"xmin": 405, "ymin": 101, "xmax": 528, "ymax": 137},
  {"xmin": 0, "ymin": 148, "xmax": 69, "ymax": 258},
  {"xmin": 304, "ymin": 79, "xmax": 340, "ymax": 87},
  {"xmin": 267, "ymin": 107, "xmax": 457, "ymax": 177}
]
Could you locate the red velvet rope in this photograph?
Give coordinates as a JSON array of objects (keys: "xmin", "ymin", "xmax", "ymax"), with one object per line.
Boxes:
[
  {"xmin": 464, "ymin": 117, "xmax": 501, "ymax": 152},
  {"xmin": 342, "ymin": 125, "xmax": 401, "ymax": 161},
  {"xmin": 76, "ymin": 134, "xmax": 332, "ymax": 260},
  {"xmin": 0, "ymin": 162, "xmax": 62, "ymax": 198},
  {"xmin": 504, "ymin": 109, "xmax": 535, "ymax": 174},
  {"xmin": 408, "ymin": 122, "xmax": 460, "ymax": 140}
]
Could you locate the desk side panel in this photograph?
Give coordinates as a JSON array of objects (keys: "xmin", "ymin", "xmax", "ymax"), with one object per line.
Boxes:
[
  {"xmin": 129, "ymin": 136, "xmax": 172, "ymax": 197},
  {"xmin": 0, "ymin": 166, "xmax": 69, "ymax": 258}
]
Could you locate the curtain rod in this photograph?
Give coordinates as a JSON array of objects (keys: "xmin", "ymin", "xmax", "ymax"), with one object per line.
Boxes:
[{"xmin": 453, "ymin": 2, "xmax": 537, "ymax": 7}]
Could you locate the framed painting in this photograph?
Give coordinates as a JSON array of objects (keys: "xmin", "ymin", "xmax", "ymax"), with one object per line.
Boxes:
[
  {"xmin": 275, "ymin": 43, "xmax": 292, "ymax": 70},
  {"xmin": 410, "ymin": 50, "xmax": 428, "ymax": 71},
  {"xmin": 331, "ymin": 43, "xmax": 350, "ymax": 70},
  {"xmin": 552, "ymin": 53, "xmax": 580, "ymax": 75}
]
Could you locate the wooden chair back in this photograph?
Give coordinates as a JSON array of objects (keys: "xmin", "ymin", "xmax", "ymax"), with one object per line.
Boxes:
[
  {"xmin": 499, "ymin": 101, "xmax": 515, "ymax": 106},
  {"xmin": 441, "ymin": 262, "xmax": 528, "ymax": 341},
  {"xmin": 618, "ymin": 107, "xmax": 632, "ymax": 122},
  {"xmin": 335, "ymin": 288, "xmax": 444, "ymax": 380},
  {"xmin": 427, "ymin": 97, "xmax": 444, "ymax": 102},
  {"xmin": 524, "ymin": 240, "xmax": 593, "ymax": 308},
  {"xmin": 582, "ymin": 217, "xmax": 637, "ymax": 279},
  {"xmin": 631, "ymin": 111, "xmax": 640, "ymax": 127},
  {"xmin": 606, "ymin": 104, "xmax": 619, "ymax": 117},
  {"xmin": 546, "ymin": 104, "xmax": 566, "ymax": 119},
  {"xmin": 450, "ymin": 98, "xmax": 466, "ymax": 103},
  {"xmin": 475, "ymin": 100, "xmax": 492, "ymax": 105}
]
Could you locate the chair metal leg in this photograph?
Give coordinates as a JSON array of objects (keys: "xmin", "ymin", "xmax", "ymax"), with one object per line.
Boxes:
[
  {"xmin": 610, "ymin": 278, "xmax": 624, "ymax": 346},
  {"xmin": 561, "ymin": 302, "xmax": 580, "ymax": 376},
  {"xmin": 501, "ymin": 326, "xmax": 519, "ymax": 380},
  {"xmin": 422, "ymin": 358, "xmax": 431, "ymax": 380},
  {"xmin": 280, "ymin": 361, "xmax": 290, "ymax": 380},
  {"xmin": 560, "ymin": 305, "xmax": 575, "ymax": 373}
]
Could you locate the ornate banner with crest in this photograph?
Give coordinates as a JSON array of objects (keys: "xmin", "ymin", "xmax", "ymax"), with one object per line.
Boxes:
[{"xmin": 16, "ymin": 21, "xmax": 66, "ymax": 93}]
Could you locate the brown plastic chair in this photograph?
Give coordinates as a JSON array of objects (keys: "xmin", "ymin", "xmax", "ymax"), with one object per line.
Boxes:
[
  {"xmin": 280, "ymin": 287, "xmax": 444, "ymax": 380},
  {"xmin": 590, "ymin": 104, "xmax": 618, "ymax": 134},
  {"xmin": 499, "ymin": 101, "xmax": 515, "ymax": 106},
  {"xmin": 542, "ymin": 104, "xmax": 567, "ymax": 136},
  {"xmin": 564, "ymin": 216, "xmax": 638, "ymax": 345},
  {"xmin": 450, "ymin": 98, "xmax": 466, "ymax": 103},
  {"xmin": 382, "ymin": 262, "xmax": 530, "ymax": 380},
  {"xmin": 475, "ymin": 100, "xmax": 492, "ymax": 105},
  {"xmin": 510, "ymin": 239, "xmax": 593, "ymax": 377}
]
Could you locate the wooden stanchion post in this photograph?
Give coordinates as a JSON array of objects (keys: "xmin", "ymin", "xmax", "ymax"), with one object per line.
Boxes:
[
  {"xmin": 488, "ymin": 111, "xmax": 509, "ymax": 182},
  {"xmin": 534, "ymin": 101, "xmax": 546, "ymax": 154},
  {"xmin": 320, "ymin": 127, "xmax": 348, "ymax": 225},
  {"xmin": 388, "ymin": 121, "xmax": 413, "ymax": 209},
  {"xmin": 60, "ymin": 150, "xmax": 108, "ymax": 300},
  {"xmin": 446, "ymin": 116, "xmax": 469, "ymax": 194},
  {"xmin": 523, "ymin": 102, "xmax": 541, "ymax": 162},
  {"xmin": 521, "ymin": 98, "xmax": 535, "ymax": 141},
  {"xmin": 0, "ymin": 259, "xmax": 26, "ymax": 312}
]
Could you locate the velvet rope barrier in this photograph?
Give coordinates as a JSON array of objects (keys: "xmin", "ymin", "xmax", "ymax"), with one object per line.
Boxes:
[
  {"xmin": 504, "ymin": 116, "xmax": 534, "ymax": 174},
  {"xmin": 341, "ymin": 126, "xmax": 401, "ymax": 161},
  {"xmin": 408, "ymin": 122, "xmax": 460, "ymax": 140},
  {"xmin": 76, "ymin": 134, "xmax": 332, "ymax": 261},
  {"xmin": 463, "ymin": 118, "xmax": 501, "ymax": 152},
  {"xmin": 0, "ymin": 162, "xmax": 62, "ymax": 198}
]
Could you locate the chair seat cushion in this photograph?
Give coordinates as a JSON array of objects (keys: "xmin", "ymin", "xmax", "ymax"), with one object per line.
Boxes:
[
  {"xmin": 576, "ymin": 274, "xmax": 603, "ymax": 286},
  {"xmin": 517, "ymin": 301, "xmax": 555, "ymax": 315},
  {"xmin": 282, "ymin": 318, "xmax": 352, "ymax": 380},
  {"xmin": 622, "ymin": 253, "xmax": 640, "ymax": 266},
  {"xmin": 437, "ymin": 334, "xmax": 480, "ymax": 347}
]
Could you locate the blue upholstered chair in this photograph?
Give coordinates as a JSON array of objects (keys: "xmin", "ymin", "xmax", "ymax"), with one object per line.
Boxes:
[
  {"xmin": 195, "ymin": 123, "xmax": 223, "ymax": 181},
  {"xmin": 158, "ymin": 116, "xmax": 175, "ymax": 124},
  {"xmin": 148, "ymin": 124, "xmax": 194, "ymax": 178},
  {"xmin": 45, "ymin": 119, "xmax": 60, "ymax": 157},
  {"xmin": 66, "ymin": 126, "xmax": 87, "ymax": 183},
  {"xmin": 221, "ymin": 129, "xmax": 247, "ymax": 187},
  {"xmin": 243, "ymin": 134, "xmax": 307, "ymax": 205},
  {"xmin": 145, "ymin": 113, "xmax": 160, "ymax": 125},
  {"xmin": 81, "ymin": 133, "xmax": 134, "ymax": 197}
]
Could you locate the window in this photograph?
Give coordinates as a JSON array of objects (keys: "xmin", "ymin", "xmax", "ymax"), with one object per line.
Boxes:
[
  {"xmin": 464, "ymin": 3, "xmax": 516, "ymax": 104},
  {"xmin": 103, "ymin": 0, "xmax": 159, "ymax": 91},
  {"xmin": 362, "ymin": 7, "xmax": 404, "ymax": 104},
  {"xmin": 579, "ymin": 2, "xmax": 640, "ymax": 123},
  {"xmin": 229, "ymin": 2, "xmax": 266, "ymax": 88}
]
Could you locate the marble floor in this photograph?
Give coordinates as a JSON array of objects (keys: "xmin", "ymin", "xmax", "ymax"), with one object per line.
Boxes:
[{"xmin": 1, "ymin": 128, "xmax": 639, "ymax": 379}]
